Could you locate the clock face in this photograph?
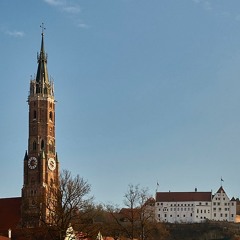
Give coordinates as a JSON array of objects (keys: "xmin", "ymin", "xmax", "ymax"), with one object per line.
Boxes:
[
  {"xmin": 28, "ymin": 157, "xmax": 38, "ymax": 169},
  {"xmin": 48, "ymin": 158, "xmax": 56, "ymax": 171}
]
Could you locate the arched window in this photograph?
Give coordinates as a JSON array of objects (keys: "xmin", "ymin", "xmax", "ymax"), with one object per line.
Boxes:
[
  {"xmin": 41, "ymin": 140, "xmax": 45, "ymax": 150},
  {"xmin": 33, "ymin": 110, "xmax": 37, "ymax": 119},
  {"xmin": 33, "ymin": 141, "xmax": 37, "ymax": 151},
  {"xmin": 49, "ymin": 111, "xmax": 53, "ymax": 121}
]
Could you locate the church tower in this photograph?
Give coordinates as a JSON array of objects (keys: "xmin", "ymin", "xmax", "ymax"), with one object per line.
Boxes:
[{"xmin": 21, "ymin": 26, "xmax": 59, "ymax": 227}]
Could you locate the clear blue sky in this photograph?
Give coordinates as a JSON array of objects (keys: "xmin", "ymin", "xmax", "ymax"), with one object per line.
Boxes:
[{"xmin": 1, "ymin": 0, "xmax": 240, "ymax": 206}]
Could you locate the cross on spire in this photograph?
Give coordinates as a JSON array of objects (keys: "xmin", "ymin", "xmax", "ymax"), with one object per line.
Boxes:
[{"xmin": 40, "ymin": 22, "xmax": 46, "ymax": 36}]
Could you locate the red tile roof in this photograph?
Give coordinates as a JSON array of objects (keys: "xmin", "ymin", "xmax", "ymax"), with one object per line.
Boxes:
[
  {"xmin": 0, "ymin": 197, "xmax": 22, "ymax": 234},
  {"xmin": 0, "ymin": 236, "xmax": 10, "ymax": 240},
  {"xmin": 156, "ymin": 192, "xmax": 212, "ymax": 202}
]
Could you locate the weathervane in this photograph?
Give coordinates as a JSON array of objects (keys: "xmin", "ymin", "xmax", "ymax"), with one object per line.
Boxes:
[{"xmin": 40, "ymin": 22, "xmax": 46, "ymax": 35}]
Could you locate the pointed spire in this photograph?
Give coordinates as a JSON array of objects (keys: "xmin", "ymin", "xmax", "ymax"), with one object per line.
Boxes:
[
  {"xmin": 24, "ymin": 150, "xmax": 28, "ymax": 161},
  {"xmin": 29, "ymin": 23, "xmax": 54, "ymax": 98},
  {"xmin": 55, "ymin": 152, "xmax": 59, "ymax": 162},
  {"xmin": 36, "ymin": 23, "xmax": 49, "ymax": 85}
]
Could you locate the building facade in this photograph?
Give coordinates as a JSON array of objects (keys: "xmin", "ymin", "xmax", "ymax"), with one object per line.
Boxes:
[
  {"xmin": 211, "ymin": 186, "xmax": 236, "ymax": 222},
  {"xmin": 21, "ymin": 29, "xmax": 59, "ymax": 227},
  {"xmin": 155, "ymin": 187, "xmax": 236, "ymax": 223}
]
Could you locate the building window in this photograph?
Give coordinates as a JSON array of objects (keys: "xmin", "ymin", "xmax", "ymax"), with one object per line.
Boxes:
[
  {"xmin": 33, "ymin": 110, "xmax": 37, "ymax": 119},
  {"xmin": 33, "ymin": 141, "xmax": 37, "ymax": 151},
  {"xmin": 41, "ymin": 139, "xmax": 44, "ymax": 150},
  {"xmin": 214, "ymin": 213, "xmax": 216, "ymax": 217},
  {"xmin": 49, "ymin": 111, "xmax": 53, "ymax": 121}
]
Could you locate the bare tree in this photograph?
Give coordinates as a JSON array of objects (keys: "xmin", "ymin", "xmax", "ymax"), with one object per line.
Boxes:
[
  {"xmin": 40, "ymin": 169, "xmax": 93, "ymax": 239},
  {"xmin": 106, "ymin": 184, "xmax": 168, "ymax": 240}
]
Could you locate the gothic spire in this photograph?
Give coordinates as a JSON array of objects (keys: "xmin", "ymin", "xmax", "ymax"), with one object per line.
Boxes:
[{"xmin": 36, "ymin": 23, "xmax": 49, "ymax": 84}]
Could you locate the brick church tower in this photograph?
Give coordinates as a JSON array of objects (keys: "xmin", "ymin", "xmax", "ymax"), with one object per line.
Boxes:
[{"xmin": 21, "ymin": 27, "xmax": 59, "ymax": 227}]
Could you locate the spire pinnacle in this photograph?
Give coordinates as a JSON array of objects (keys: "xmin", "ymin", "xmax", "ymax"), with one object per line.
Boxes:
[
  {"xmin": 40, "ymin": 22, "xmax": 46, "ymax": 36},
  {"xmin": 36, "ymin": 23, "xmax": 49, "ymax": 84},
  {"xmin": 29, "ymin": 24, "xmax": 54, "ymax": 97}
]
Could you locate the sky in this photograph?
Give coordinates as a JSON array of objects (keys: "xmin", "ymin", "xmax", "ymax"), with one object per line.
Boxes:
[{"xmin": 1, "ymin": 0, "xmax": 240, "ymax": 207}]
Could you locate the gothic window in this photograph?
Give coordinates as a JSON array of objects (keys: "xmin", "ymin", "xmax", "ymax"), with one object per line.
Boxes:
[
  {"xmin": 49, "ymin": 112, "xmax": 53, "ymax": 121},
  {"xmin": 41, "ymin": 139, "xmax": 45, "ymax": 150},
  {"xmin": 33, "ymin": 140, "xmax": 37, "ymax": 151},
  {"xmin": 33, "ymin": 110, "xmax": 37, "ymax": 120}
]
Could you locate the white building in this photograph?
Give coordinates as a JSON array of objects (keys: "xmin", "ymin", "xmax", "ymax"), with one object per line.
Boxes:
[
  {"xmin": 155, "ymin": 186, "xmax": 236, "ymax": 223},
  {"xmin": 211, "ymin": 186, "xmax": 236, "ymax": 222}
]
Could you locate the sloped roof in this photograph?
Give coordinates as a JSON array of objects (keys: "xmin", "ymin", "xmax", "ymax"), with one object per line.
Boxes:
[
  {"xmin": 216, "ymin": 186, "xmax": 226, "ymax": 194},
  {"xmin": 156, "ymin": 191, "xmax": 212, "ymax": 202},
  {"xmin": 0, "ymin": 236, "xmax": 10, "ymax": 240},
  {"xmin": 0, "ymin": 197, "xmax": 21, "ymax": 233}
]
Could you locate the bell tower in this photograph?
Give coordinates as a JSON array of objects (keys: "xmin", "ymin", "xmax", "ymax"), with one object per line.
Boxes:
[{"xmin": 21, "ymin": 25, "xmax": 59, "ymax": 227}]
